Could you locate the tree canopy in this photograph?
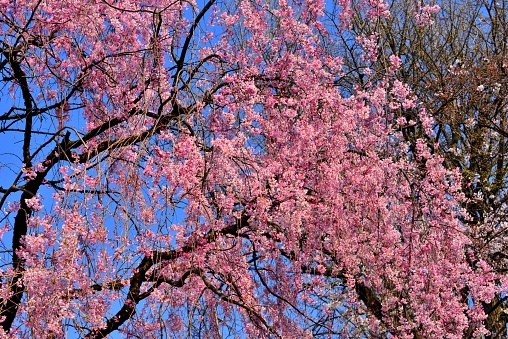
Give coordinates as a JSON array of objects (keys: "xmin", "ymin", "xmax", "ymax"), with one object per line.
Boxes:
[{"xmin": 0, "ymin": 0, "xmax": 507, "ymax": 338}]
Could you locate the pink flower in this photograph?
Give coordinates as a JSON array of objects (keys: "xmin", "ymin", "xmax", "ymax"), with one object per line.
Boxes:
[
  {"xmin": 25, "ymin": 195, "xmax": 43, "ymax": 212},
  {"xmin": 414, "ymin": 4, "xmax": 440, "ymax": 26}
]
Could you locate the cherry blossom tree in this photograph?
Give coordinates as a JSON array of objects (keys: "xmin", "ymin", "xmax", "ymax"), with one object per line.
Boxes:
[
  {"xmin": 0, "ymin": 0, "xmax": 505, "ymax": 338},
  {"xmin": 325, "ymin": 1, "xmax": 508, "ymax": 336}
]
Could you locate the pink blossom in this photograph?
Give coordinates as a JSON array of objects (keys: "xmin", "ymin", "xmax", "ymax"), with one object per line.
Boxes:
[
  {"xmin": 25, "ymin": 196, "xmax": 43, "ymax": 212},
  {"xmin": 414, "ymin": 4, "xmax": 440, "ymax": 26}
]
